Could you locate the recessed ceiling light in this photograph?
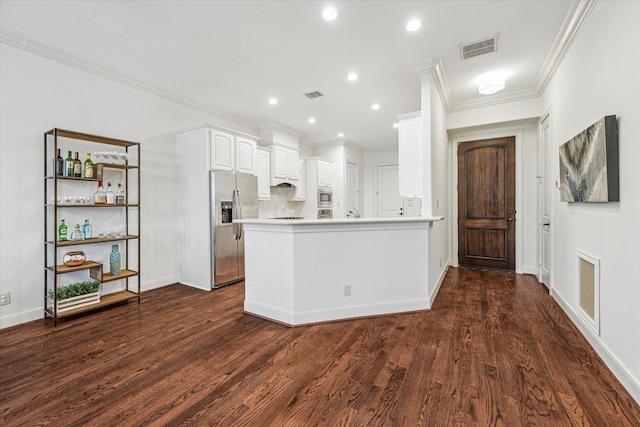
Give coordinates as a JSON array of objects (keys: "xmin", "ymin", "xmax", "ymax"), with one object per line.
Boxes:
[
  {"xmin": 268, "ymin": 97, "xmax": 278, "ymax": 105},
  {"xmin": 338, "ymin": 133, "xmax": 344, "ymax": 137},
  {"xmin": 347, "ymin": 72, "xmax": 358, "ymax": 81},
  {"xmin": 406, "ymin": 19, "xmax": 421, "ymax": 32},
  {"xmin": 308, "ymin": 118, "xmax": 316, "ymax": 124},
  {"xmin": 323, "ymin": 7, "xmax": 337, "ymax": 21},
  {"xmin": 393, "ymin": 123, "xmax": 399, "ymax": 129},
  {"xmin": 371, "ymin": 103, "xmax": 380, "ymax": 110}
]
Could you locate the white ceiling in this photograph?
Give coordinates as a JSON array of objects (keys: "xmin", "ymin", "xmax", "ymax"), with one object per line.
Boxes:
[{"xmin": 0, "ymin": 0, "xmax": 575, "ymax": 150}]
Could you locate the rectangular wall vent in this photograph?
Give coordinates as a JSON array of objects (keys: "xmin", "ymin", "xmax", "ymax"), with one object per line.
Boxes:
[
  {"xmin": 577, "ymin": 250, "xmax": 600, "ymax": 335},
  {"xmin": 460, "ymin": 35, "xmax": 498, "ymax": 60},
  {"xmin": 304, "ymin": 91, "xmax": 324, "ymax": 99}
]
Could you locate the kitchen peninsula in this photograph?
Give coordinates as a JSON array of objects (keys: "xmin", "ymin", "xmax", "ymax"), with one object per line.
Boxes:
[{"xmin": 235, "ymin": 217, "xmax": 444, "ymax": 326}]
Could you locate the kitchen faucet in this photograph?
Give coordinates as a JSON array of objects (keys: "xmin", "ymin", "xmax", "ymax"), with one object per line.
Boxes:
[{"xmin": 348, "ymin": 207, "xmax": 360, "ymax": 218}]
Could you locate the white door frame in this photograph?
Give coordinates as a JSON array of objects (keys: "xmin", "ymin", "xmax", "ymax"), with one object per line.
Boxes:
[
  {"xmin": 345, "ymin": 161, "xmax": 359, "ymax": 215},
  {"xmin": 450, "ymin": 128, "xmax": 524, "ymax": 274},
  {"xmin": 538, "ymin": 107, "xmax": 553, "ymax": 291}
]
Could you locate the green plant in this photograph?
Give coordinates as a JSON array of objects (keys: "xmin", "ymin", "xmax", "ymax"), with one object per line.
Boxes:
[{"xmin": 48, "ymin": 281, "xmax": 101, "ymax": 300}]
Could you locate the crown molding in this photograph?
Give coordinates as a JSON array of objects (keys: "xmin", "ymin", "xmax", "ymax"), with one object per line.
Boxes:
[
  {"xmin": 257, "ymin": 121, "xmax": 304, "ymax": 138},
  {"xmin": 416, "ymin": 0, "xmax": 596, "ymax": 113},
  {"xmin": 0, "ymin": 29, "xmax": 258, "ymax": 132}
]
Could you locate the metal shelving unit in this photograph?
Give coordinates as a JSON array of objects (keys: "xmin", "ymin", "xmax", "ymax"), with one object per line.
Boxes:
[{"xmin": 44, "ymin": 128, "xmax": 141, "ymax": 325}]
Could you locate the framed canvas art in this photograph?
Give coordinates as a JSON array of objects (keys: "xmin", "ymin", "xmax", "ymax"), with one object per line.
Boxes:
[{"xmin": 559, "ymin": 115, "xmax": 619, "ymax": 202}]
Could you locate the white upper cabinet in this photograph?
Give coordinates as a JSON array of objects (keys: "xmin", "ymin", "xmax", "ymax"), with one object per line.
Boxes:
[
  {"xmin": 397, "ymin": 111, "xmax": 422, "ymax": 197},
  {"xmin": 256, "ymin": 148, "xmax": 271, "ymax": 200},
  {"xmin": 268, "ymin": 144, "xmax": 299, "ymax": 185},
  {"xmin": 235, "ymin": 137, "xmax": 257, "ymax": 175},
  {"xmin": 206, "ymin": 128, "xmax": 257, "ymax": 175},
  {"xmin": 317, "ymin": 159, "xmax": 333, "ymax": 188},
  {"xmin": 287, "ymin": 150, "xmax": 300, "ymax": 180},
  {"xmin": 291, "ymin": 159, "xmax": 306, "ymax": 201},
  {"xmin": 209, "ymin": 129, "xmax": 235, "ymax": 172}
]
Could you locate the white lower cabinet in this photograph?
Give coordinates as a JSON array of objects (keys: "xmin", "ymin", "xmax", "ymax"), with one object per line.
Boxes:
[{"xmin": 257, "ymin": 147, "xmax": 271, "ymax": 200}]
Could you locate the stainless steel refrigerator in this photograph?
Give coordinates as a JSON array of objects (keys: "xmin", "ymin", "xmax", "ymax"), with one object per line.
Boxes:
[{"xmin": 210, "ymin": 170, "xmax": 258, "ymax": 289}]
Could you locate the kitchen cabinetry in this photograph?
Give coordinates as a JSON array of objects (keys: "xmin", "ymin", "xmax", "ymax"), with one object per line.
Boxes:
[
  {"xmin": 290, "ymin": 160, "xmax": 306, "ymax": 201},
  {"xmin": 267, "ymin": 144, "xmax": 299, "ymax": 186},
  {"xmin": 44, "ymin": 128, "xmax": 141, "ymax": 326},
  {"xmin": 207, "ymin": 127, "xmax": 257, "ymax": 175},
  {"xmin": 306, "ymin": 158, "xmax": 333, "ymax": 188},
  {"xmin": 397, "ymin": 111, "xmax": 422, "ymax": 197},
  {"xmin": 257, "ymin": 147, "xmax": 271, "ymax": 200}
]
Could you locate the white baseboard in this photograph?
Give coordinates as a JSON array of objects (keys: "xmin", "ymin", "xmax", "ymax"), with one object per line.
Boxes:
[
  {"xmin": 522, "ymin": 265, "xmax": 538, "ymax": 275},
  {"xmin": 552, "ymin": 289, "xmax": 640, "ymax": 405},
  {"xmin": 430, "ymin": 261, "xmax": 450, "ymax": 304},
  {"xmin": 141, "ymin": 274, "xmax": 180, "ymax": 292},
  {"xmin": 0, "ymin": 308, "xmax": 43, "ymax": 329}
]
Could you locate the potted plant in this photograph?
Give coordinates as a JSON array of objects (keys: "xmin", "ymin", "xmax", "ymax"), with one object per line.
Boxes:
[{"xmin": 47, "ymin": 280, "xmax": 101, "ymax": 313}]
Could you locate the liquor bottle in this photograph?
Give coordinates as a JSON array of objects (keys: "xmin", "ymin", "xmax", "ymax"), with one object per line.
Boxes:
[
  {"xmin": 82, "ymin": 219, "xmax": 92, "ymax": 239},
  {"xmin": 56, "ymin": 149, "xmax": 64, "ymax": 176},
  {"xmin": 93, "ymin": 181, "xmax": 107, "ymax": 205},
  {"xmin": 84, "ymin": 153, "xmax": 94, "ymax": 179},
  {"xmin": 105, "ymin": 182, "xmax": 115, "ymax": 205},
  {"xmin": 73, "ymin": 152, "xmax": 82, "ymax": 177},
  {"xmin": 70, "ymin": 224, "xmax": 84, "ymax": 241},
  {"xmin": 58, "ymin": 219, "xmax": 68, "ymax": 241},
  {"xmin": 115, "ymin": 183, "xmax": 126, "ymax": 205},
  {"xmin": 65, "ymin": 151, "xmax": 74, "ymax": 177}
]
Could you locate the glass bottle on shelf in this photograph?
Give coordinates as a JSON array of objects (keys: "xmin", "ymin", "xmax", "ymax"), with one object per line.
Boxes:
[
  {"xmin": 115, "ymin": 182, "xmax": 126, "ymax": 205},
  {"xmin": 105, "ymin": 182, "xmax": 115, "ymax": 205},
  {"xmin": 110, "ymin": 244, "xmax": 121, "ymax": 276},
  {"xmin": 73, "ymin": 152, "xmax": 82, "ymax": 177},
  {"xmin": 65, "ymin": 151, "xmax": 74, "ymax": 177},
  {"xmin": 56, "ymin": 149, "xmax": 64, "ymax": 176},
  {"xmin": 93, "ymin": 181, "xmax": 107, "ymax": 205},
  {"xmin": 70, "ymin": 224, "xmax": 84, "ymax": 241},
  {"xmin": 58, "ymin": 219, "xmax": 68, "ymax": 241},
  {"xmin": 82, "ymin": 219, "xmax": 92, "ymax": 239},
  {"xmin": 84, "ymin": 153, "xmax": 94, "ymax": 179}
]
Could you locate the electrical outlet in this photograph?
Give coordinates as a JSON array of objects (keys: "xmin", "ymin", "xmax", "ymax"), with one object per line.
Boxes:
[
  {"xmin": 343, "ymin": 284, "xmax": 351, "ymax": 296},
  {"xmin": 0, "ymin": 292, "xmax": 10, "ymax": 306}
]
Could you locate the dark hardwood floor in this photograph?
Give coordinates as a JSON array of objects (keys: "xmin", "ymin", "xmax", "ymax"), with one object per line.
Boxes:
[{"xmin": 1, "ymin": 267, "xmax": 639, "ymax": 426}]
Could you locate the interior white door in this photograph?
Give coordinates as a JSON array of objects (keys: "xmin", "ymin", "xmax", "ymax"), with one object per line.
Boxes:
[
  {"xmin": 539, "ymin": 114, "xmax": 551, "ymax": 288},
  {"xmin": 346, "ymin": 161, "xmax": 358, "ymax": 216},
  {"xmin": 377, "ymin": 164, "xmax": 403, "ymax": 218}
]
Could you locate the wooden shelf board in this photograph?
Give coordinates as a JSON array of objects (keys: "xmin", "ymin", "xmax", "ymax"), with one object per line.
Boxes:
[
  {"xmin": 49, "ymin": 290, "xmax": 138, "ymax": 318},
  {"xmin": 102, "ymin": 270, "xmax": 139, "ymax": 283},
  {"xmin": 52, "ymin": 235, "xmax": 139, "ymax": 247},
  {"xmin": 51, "ymin": 204, "xmax": 137, "ymax": 208},
  {"xmin": 47, "ymin": 128, "xmax": 139, "ymax": 147},
  {"xmin": 48, "ymin": 261, "xmax": 101, "ymax": 273},
  {"xmin": 96, "ymin": 163, "xmax": 139, "ymax": 170}
]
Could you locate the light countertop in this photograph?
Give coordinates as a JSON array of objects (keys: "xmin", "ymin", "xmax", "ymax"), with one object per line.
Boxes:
[{"xmin": 235, "ymin": 216, "xmax": 444, "ymax": 225}]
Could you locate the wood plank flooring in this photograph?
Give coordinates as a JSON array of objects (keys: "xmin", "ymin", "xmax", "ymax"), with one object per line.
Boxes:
[{"xmin": 1, "ymin": 267, "xmax": 639, "ymax": 426}]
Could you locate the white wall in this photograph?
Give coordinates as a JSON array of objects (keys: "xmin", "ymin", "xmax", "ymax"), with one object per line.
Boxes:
[
  {"xmin": 363, "ymin": 150, "xmax": 399, "ymax": 218},
  {"xmin": 540, "ymin": 1, "xmax": 640, "ymax": 402},
  {"xmin": 0, "ymin": 43, "xmax": 257, "ymax": 327}
]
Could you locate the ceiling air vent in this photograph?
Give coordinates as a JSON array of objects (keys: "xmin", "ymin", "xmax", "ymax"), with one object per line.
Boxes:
[
  {"xmin": 459, "ymin": 35, "xmax": 498, "ymax": 60},
  {"xmin": 304, "ymin": 91, "xmax": 324, "ymax": 99}
]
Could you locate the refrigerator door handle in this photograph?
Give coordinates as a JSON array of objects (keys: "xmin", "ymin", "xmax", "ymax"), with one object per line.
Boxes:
[{"xmin": 232, "ymin": 188, "xmax": 242, "ymax": 240}]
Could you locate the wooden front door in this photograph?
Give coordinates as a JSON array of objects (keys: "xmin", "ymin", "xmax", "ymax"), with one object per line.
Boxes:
[{"xmin": 458, "ymin": 137, "xmax": 516, "ymax": 271}]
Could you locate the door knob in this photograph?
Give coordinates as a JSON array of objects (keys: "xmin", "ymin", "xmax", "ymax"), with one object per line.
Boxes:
[
  {"xmin": 543, "ymin": 223, "xmax": 550, "ymax": 226},
  {"xmin": 507, "ymin": 217, "xmax": 514, "ymax": 222}
]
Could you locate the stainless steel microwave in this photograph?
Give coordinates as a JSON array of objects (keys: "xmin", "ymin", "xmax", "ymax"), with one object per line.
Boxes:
[{"xmin": 318, "ymin": 188, "xmax": 332, "ymax": 207}]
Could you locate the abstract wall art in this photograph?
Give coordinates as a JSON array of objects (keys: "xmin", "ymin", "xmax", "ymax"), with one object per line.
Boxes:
[{"xmin": 559, "ymin": 115, "xmax": 619, "ymax": 202}]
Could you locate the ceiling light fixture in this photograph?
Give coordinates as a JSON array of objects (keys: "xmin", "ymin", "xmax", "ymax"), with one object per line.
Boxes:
[
  {"xmin": 371, "ymin": 103, "xmax": 380, "ymax": 110},
  {"xmin": 347, "ymin": 72, "xmax": 358, "ymax": 81},
  {"xmin": 338, "ymin": 133, "xmax": 344, "ymax": 137},
  {"xmin": 323, "ymin": 7, "xmax": 337, "ymax": 21},
  {"xmin": 478, "ymin": 74, "xmax": 506, "ymax": 95},
  {"xmin": 406, "ymin": 19, "xmax": 421, "ymax": 32},
  {"xmin": 308, "ymin": 118, "xmax": 316, "ymax": 124},
  {"xmin": 268, "ymin": 97, "xmax": 278, "ymax": 105},
  {"xmin": 393, "ymin": 123, "xmax": 399, "ymax": 129}
]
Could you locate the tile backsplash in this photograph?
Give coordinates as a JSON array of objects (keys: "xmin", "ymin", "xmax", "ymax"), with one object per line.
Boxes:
[{"xmin": 258, "ymin": 187, "xmax": 305, "ymax": 219}]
